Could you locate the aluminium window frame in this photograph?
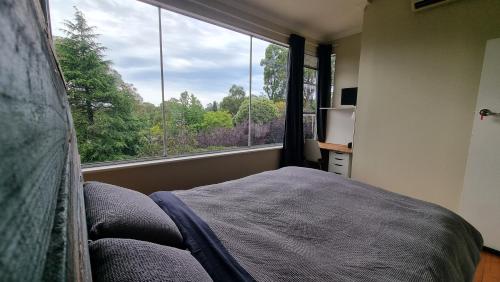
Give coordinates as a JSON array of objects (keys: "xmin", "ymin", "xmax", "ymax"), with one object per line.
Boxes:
[{"xmin": 82, "ymin": 143, "xmax": 282, "ymax": 169}]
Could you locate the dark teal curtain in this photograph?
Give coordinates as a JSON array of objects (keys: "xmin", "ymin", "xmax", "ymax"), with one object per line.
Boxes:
[
  {"xmin": 316, "ymin": 44, "xmax": 332, "ymax": 142},
  {"xmin": 316, "ymin": 44, "xmax": 332, "ymax": 170},
  {"xmin": 280, "ymin": 34, "xmax": 305, "ymax": 167}
]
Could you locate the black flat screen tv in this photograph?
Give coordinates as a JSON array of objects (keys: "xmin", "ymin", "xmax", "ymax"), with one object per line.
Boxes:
[{"xmin": 341, "ymin": 87, "xmax": 357, "ymax": 106}]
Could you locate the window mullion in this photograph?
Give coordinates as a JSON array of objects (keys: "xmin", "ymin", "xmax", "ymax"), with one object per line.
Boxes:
[
  {"xmin": 248, "ymin": 36, "xmax": 253, "ymax": 147},
  {"xmin": 158, "ymin": 7, "xmax": 168, "ymax": 157}
]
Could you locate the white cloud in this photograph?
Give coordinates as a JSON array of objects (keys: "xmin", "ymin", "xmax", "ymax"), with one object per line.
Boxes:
[{"xmin": 50, "ymin": 0, "xmax": 274, "ymax": 106}]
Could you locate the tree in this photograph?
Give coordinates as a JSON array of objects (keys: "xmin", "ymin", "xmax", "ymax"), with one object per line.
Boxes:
[
  {"xmin": 160, "ymin": 91, "xmax": 204, "ymax": 155},
  {"xmin": 260, "ymin": 45, "xmax": 288, "ymax": 102},
  {"xmin": 303, "ymin": 68, "xmax": 317, "ymax": 113},
  {"xmin": 55, "ymin": 8, "xmax": 110, "ymax": 125},
  {"xmin": 135, "ymin": 102, "xmax": 164, "ymax": 157},
  {"xmin": 220, "ymin": 85, "xmax": 246, "ymax": 115},
  {"xmin": 55, "ymin": 8, "xmax": 146, "ymax": 162},
  {"xmin": 201, "ymin": 111, "xmax": 233, "ymax": 130},
  {"xmin": 164, "ymin": 91, "xmax": 204, "ymax": 133},
  {"xmin": 205, "ymin": 101, "xmax": 218, "ymax": 112},
  {"xmin": 234, "ymin": 96, "xmax": 279, "ymax": 124}
]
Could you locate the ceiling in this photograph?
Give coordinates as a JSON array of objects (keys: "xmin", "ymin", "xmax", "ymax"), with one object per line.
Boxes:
[{"xmin": 216, "ymin": 0, "xmax": 368, "ymax": 43}]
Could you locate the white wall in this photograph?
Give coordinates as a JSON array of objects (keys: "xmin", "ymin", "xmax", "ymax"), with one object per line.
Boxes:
[
  {"xmin": 333, "ymin": 33, "xmax": 362, "ymax": 108},
  {"xmin": 324, "ymin": 33, "xmax": 361, "ymax": 145},
  {"xmin": 352, "ymin": 0, "xmax": 500, "ymax": 211}
]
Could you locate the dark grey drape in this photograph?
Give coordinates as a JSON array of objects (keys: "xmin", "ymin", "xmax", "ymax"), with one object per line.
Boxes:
[
  {"xmin": 316, "ymin": 44, "xmax": 332, "ymax": 143},
  {"xmin": 280, "ymin": 34, "xmax": 305, "ymax": 167}
]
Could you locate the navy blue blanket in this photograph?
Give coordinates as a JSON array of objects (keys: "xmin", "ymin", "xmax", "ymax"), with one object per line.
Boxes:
[{"xmin": 150, "ymin": 191, "xmax": 254, "ymax": 282}]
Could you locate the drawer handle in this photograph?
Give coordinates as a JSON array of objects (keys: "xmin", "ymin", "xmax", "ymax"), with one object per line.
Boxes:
[
  {"xmin": 334, "ymin": 164, "xmax": 343, "ymax": 166},
  {"xmin": 334, "ymin": 158, "xmax": 343, "ymax": 160}
]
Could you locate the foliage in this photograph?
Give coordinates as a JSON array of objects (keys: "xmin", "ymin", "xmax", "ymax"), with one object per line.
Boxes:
[
  {"xmin": 205, "ymin": 101, "xmax": 218, "ymax": 112},
  {"xmin": 274, "ymin": 101, "xmax": 286, "ymax": 117},
  {"xmin": 303, "ymin": 68, "xmax": 317, "ymax": 113},
  {"xmin": 201, "ymin": 111, "xmax": 233, "ymax": 130},
  {"xmin": 197, "ymin": 122, "xmax": 248, "ymax": 148},
  {"xmin": 166, "ymin": 127, "xmax": 198, "ymax": 156},
  {"xmin": 220, "ymin": 85, "xmax": 246, "ymax": 115},
  {"xmin": 252, "ymin": 118, "xmax": 285, "ymax": 145},
  {"xmin": 260, "ymin": 45, "xmax": 288, "ymax": 102},
  {"xmin": 234, "ymin": 96, "xmax": 279, "ymax": 125},
  {"xmin": 164, "ymin": 91, "xmax": 204, "ymax": 133},
  {"xmin": 136, "ymin": 102, "xmax": 164, "ymax": 158}
]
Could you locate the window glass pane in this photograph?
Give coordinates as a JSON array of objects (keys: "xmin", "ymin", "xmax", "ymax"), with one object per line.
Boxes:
[
  {"xmin": 303, "ymin": 54, "xmax": 317, "ymax": 139},
  {"xmin": 250, "ymin": 38, "xmax": 288, "ymax": 146},
  {"xmin": 304, "ymin": 68, "xmax": 317, "ymax": 114},
  {"xmin": 303, "ymin": 114, "xmax": 316, "ymax": 139},
  {"xmin": 304, "ymin": 54, "xmax": 318, "ymax": 69},
  {"xmin": 50, "ymin": 0, "xmax": 163, "ymax": 164},
  {"xmin": 161, "ymin": 9, "xmax": 250, "ymax": 156}
]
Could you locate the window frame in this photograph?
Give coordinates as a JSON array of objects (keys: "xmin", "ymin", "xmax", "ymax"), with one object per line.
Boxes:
[
  {"xmin": 155, "ymin": 7, "xmax": 291, "ymax": 162},
  {"xmin": 82, "ymin": 143, "xmax": 282, "ymax": 169},
  {"xmin": 48, "ymin": 1, "xmax": 292, "ymax": 168},
  {"xmin": 303, "ymin": 56, "xmax": 318, "ymax": 140}
]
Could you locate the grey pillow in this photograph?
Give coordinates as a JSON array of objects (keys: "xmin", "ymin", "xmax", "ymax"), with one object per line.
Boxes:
[
  {"xmin": 84, "ymin": 181, "xmax": 183, "ymax": 247},
  {"xmin": 90, "ymin": 238, "xmax": 212, "ymax": 282}
]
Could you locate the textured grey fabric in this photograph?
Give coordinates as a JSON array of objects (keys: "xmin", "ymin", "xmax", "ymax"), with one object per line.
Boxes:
[
  {"xmin": 89, "ymin": 238, "xmax": 212, "ymax": 282},
  {"xmin": 84, "ymin": 181, "xmax": 183, "ymax": 247},
  {"xmin": 174, "ymin": 167, "xmax": 483, "ymax": 282}
]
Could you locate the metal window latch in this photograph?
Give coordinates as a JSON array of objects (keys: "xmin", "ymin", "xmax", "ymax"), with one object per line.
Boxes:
[{"xmin": 479, "ymin": 109, "xmax": 499, "ymax": 120}]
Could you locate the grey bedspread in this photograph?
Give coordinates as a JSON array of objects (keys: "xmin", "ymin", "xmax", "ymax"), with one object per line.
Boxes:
[{"xmin": 173, "ymin": 167, "xmax": 482, "ymax": 282}]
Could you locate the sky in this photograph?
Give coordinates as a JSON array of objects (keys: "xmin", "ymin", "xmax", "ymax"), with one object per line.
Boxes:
[{"xmin": 49, "ymin": 0, "xmax": 279, "ymax": 106}]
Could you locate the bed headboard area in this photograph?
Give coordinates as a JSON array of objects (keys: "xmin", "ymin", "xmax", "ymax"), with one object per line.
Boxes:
[{"xmin": 0, "ymin": 0, "xmax": 91, "ymax": 281}]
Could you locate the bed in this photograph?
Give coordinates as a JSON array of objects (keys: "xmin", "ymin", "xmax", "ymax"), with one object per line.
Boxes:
[{"xmin": 146, "ymin": 167, "xmax": 482, "ymax": 281}]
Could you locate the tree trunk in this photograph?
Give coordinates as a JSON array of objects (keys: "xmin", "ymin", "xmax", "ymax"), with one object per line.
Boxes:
[{"xmin": 86, "ymin": 100, "xmax": 93, "ymax": 124}]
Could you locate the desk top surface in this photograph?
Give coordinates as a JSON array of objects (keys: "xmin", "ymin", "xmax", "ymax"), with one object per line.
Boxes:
[{"xmin": 318, "ymin": 142, "xmax": 353, "ymax": 154}]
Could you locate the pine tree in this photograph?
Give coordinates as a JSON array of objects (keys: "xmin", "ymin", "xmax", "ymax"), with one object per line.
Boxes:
[{"xmin": 55, "ymin": 8, "xmax": 146, "ymax": 162}]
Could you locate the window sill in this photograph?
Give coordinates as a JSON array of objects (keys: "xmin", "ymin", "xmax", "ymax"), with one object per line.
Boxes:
[{"xmin": 82, "ymin": 145, "xmax": 283, "ymax": 173}]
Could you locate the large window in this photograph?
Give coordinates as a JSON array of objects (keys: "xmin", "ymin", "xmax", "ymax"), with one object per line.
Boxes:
[
  {"xmin": 302, "ymin": 54, "xmax": 336, "ymax": 140},
  {"xmin": 49, "ymin": 0, "xmax": 289, "ymax": 165}
]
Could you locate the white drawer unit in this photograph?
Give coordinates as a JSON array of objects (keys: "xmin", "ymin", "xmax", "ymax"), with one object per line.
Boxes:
[{"xmin": 328, "ymin": 151, "xmax": 352, "ymax": 177}]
